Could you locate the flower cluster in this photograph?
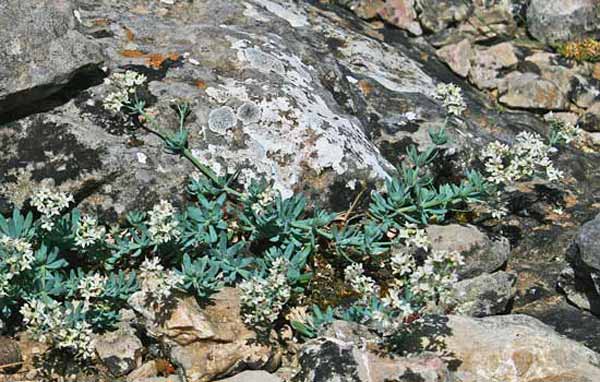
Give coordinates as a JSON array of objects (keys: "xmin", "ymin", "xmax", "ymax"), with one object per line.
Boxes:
[
  {"xmin": 344, "ymin": 263, "xmax": 379, "ymax": 302},
  {"xmin": 0, "ymin": 235, "xmax": 34, "ymax": 275},
  {"xmin": 482, "ymin": 131, "xmax": 563, "ymax": 185},
  {"xmin": 250, "ymin": 188, "xmax": 276, "ymax": 215},
  {"xmin": 147, "ymin": 200, "xmax": 180, "ymax": 244},
  {"xmin": 78, "ymin": 273, "xmax": 107, "ymax": 305},
  {"xmin": 20, "ymin": 299, "xmax": 95, "ymax": 360},
  {"xmin": 239, "ymin": 257, "xmax": 291, "ymax": 331},
  {"xmin": 30, "ymin": 187, "xmax": 74, "ymax": 231},
  {"xmin": 139, "ymin": 257, "xmax": 183, "ymax": 309},
  {"xmin": 433, "ymin": 83, "xmax": 466, "ymax": 117},
  {"xmin": 408, "ymin": 249, "xmax": 463, "ymax": 304},
  {"xmin": 103, "ymin": 70, "xmax": 147, "ymax": 112},
  {"xmin": 75, "ymin": 215, "xmax": 106, "ymax": 248}
]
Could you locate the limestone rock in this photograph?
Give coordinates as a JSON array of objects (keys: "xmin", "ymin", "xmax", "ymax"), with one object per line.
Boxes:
[
  {"xmin": 130, "ymin": 288, "xmax": 274, "ymax": 382},
  {"xmin": 499, "ymin": 72, "xmax": 569, "ymax": 111},
  {"xmin": 426, "ymin": 224, "xmax": 510, "ymax": 279},
  {"xmin": 216, "ymin": 370, "xmax": 283, "ymax": 382},
  {"xmin": 527, "ymin": 0, "xmax": 600, "ymax": 44},
  {"xmin": 292, "ymin": 337, "xmax": 451, "ymax": 382},
  {"xmin": 0, "ymin": 0, "xmax": 104, "ymax": 116},
  {"xmin": 469, "ymin": 42, "xmax": 519, "ymax": 89},
  {"xmin": 435, "ymin": 314, "xmax": 600, "ymax": 382},
  {"xmin": 446, "ymin": 271, "xmax": 517, "ymax": 317},
  {"xmin": 579, "ymin": 102, "xmax": 600, "ymax": 132},
  {"xmin": 94, "ymin": 325, "xmax": 143, "ymax": 377},
  {"xmin": 436, "ymin": 39, "xmax": 473, "ymax": 78}
]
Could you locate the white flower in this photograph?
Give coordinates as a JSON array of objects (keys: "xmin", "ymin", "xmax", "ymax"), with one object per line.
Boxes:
[
  {"xmin": 78, "ymin": 273, "xmax": 106, "ymax": 302},
  {"xmin": 0, "ymin": 235, "xmax": 34, "ymax": 274},
  {"xmin": 344, "ymin": 262, "xmax": 379, "ymax": 301},
  {"xmin": 239, "ymin": 257, "xmax": 291, "ymax": 330},
  {"xmin": 102, "ymin": 71, "xmax": 147, "ymax": 112},
  {"xmin": 147, "ymin": 200, "xmax": 180, "ymax": 244},
  {"xmin": 433, "ymin": 83, "xmax": 466, "ymax": 117},
  {"xmin": 139, "ymin": 257, "xmax": 184, "ymax": 309},
  {"xmin": 75, "ymin": 215, "xmax": 106, "ymax": 248},
  {"xmin": 30, "ymin": 187, "xmax": 74, "ymax": 231},
  {"xmin": 482, "ymin": 131, "xmax": 563, "ymax": 185}
]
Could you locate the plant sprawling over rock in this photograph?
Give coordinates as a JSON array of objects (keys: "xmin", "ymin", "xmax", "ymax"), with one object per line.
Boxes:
[{"xmin": 0, "ymin": 72, "xmax": 568, "ymax": 362}]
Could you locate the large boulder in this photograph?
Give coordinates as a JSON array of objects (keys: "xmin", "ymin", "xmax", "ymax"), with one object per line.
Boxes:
[
  {"xmin": 293, "ymin": 337, "xmax": 451, "ymax": 382},
  {"xmin": 0, "ymin": 0, "xmax": 104, "ymax": 117},
  {"xmin": 527, "ymin": 0, "xmax": 600, "ymax": 44},
  {"xmin": 434, "ymin": 314, "xmax": 600, "ymax": 382}
]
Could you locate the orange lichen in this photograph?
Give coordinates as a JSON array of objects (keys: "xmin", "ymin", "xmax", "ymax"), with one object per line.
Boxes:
[
  {"xmin": 123, "ymin": 26, "xmax": 135, "ymax": 41},
  {"xmin": 146, "ymin": 52, "xmax": 180, "ymax": 69},
  {"xmin": 195, "ymin": 80, "xmax": 208, "ymax": 89},
  {"xmin": 119, "ymin": 50, "xmax": 181, "ymax": 69},
  {"xmin": 120, "ymin": 49, "xmax": 146, "ymax": 58}
]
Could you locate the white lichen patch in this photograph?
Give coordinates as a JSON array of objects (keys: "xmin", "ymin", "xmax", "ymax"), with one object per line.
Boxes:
[
  {"xmin": 315, "ymin": 23, "xmax": 435, "ymax": 95},
  {"xmin": 195, "ymin": 38, "xmax": 393, "ymax": 197},
  {"xmin": 249, "ymin": 0, "xmax": 309, "ymax": 28}
]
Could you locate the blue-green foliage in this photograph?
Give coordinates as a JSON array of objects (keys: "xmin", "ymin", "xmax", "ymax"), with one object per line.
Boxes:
[{"xmin": 0, "ymin": 100, "xmax": 493, "ymax": 348}]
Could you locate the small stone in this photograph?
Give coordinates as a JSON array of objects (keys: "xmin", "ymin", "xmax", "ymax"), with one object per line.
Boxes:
[
  {"xmin": 94, "ymin": 325, "xmax": 143, "ymax": 377},
  {"xmin": 436, "ymin": 39, "xmax": 472, "ymax": 78},
  {"xmin": 377, "ymin": 0, "xmax": 422, "ymax": 36},
  {"xmin": 0, "ymin": 337, "xmax": 22, "ymax": 374},
  {"xmin": 578, "ymin": 102, "xmax": 600, "ymax": 132},
  {"xmin": 426, "ymin": 224, "xmax": 510, "ymax": 279},
  {"xmin": 127, "ymin": 361, "xmax": 158, "ymax": 382},
  {"xmin": 469, "ymin": 42, "xmax": 519, "ymax": 90},
  {"xmin": 499, "ymin": 72, "xmax": 569, "ymax": 111},
  {"xmin": 447, "ymin": 271, "xmax": 517, "ymax": 317},
  {"xmin": 216, "ymin": 370, "xmax": 283, "ymax": 382}
]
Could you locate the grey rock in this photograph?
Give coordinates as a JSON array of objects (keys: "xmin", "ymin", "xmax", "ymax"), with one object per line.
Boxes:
[
  {"xmin": 579, "ymin": 102, "xmax": 600, "ymax": 132},
  {"xmin": 426, "ymin": 224, "xmax": 511, "ymax": 279},
  {"xmin": 94, "ymin": 325, "xmax": 143, "ymax": 377},
  {"xmin": 468, "ymin": 42, "xmax": 519, "ymax": 90},
  {"xmin": 416, "ymin": 0, "xmax": 470, "ymax": 33},
  {"xmin": 0, "ymin": 0, "xmax": 104, "ymax": 115},
  {"xmin": 447, "ymin": 271, "xmax": 517, "ymax": 317},
  {"xmin": 436, "ymin": 39, "xmax": 473, "ymax": 78},
  {"xmin": 429, "ymin": 314, "xmax": 600, "ymax": 382},
  {"xmin": 558, "ymin": 214, "xmax": 600, "ymax": 316},
  {"xmin": 527, "ymin": 0, "xmax": 600, "ymax": 44},
  {"xmin": 499, "ymin": 71, "xmax": 569, "ymax": 111},
  {"xmin": 292, "ymin": 337, "xmax": 451, "ymax": 382},
  {"xmin": 216, "ymin": 370, "xmax": 283, "ymax": 382},
  {"xmin": 575, "ymin": 213, "xmax": 600, "ymax": 271}
]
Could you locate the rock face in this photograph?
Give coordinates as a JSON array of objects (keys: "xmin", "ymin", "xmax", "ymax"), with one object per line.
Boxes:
[
  {"xmin": 0, "ymin": 0, "xmax": 104, "ymax": 116},
  {"xmin": 527, "ymin": 0, "xmax": 600, "ymax": 44},
  {"xmin": 437, "ymin": 314, "xmax": 600, "ymax": 382},
  {"xmin": 426, "ymin": 224, "xmax": 510, "ymax": 279}
]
